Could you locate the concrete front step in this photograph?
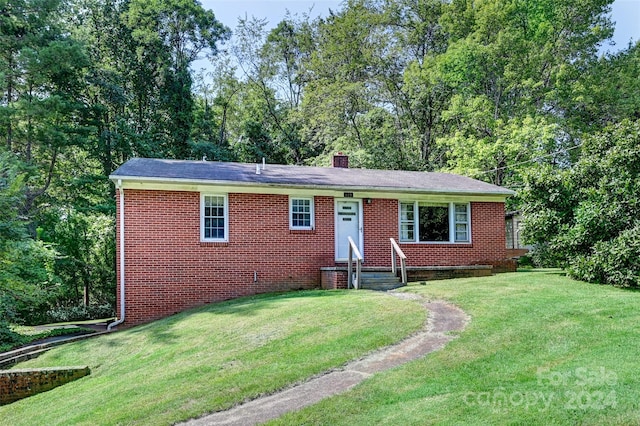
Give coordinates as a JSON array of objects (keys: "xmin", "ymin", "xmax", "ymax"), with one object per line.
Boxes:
[
  {"xmin": 361, "ymin": 275, "xmax": 398, "ymax": 283},
  {"xmin": 359, "ymin": 271, "xmax": 404, "ymax": 291},
  {"xmin": 359, "ymin": 272, "xmax": 397, "ymax": 279},
  {"xmin": 360, "ymin": 282, "xmax": 406, "ymax": 291}
]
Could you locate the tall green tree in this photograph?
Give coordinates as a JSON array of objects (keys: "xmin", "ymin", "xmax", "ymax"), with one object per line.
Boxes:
[
  {"xmin": 190, "ymin": 63, "xmax": 239, "ymax": 162},
  {"xmin": 567, "ymin": 41, "xmax": 640, "ymax": 130},
  {"xmin": 374, "ymin": 0, "xmax": 450, "ymax": 169},
  {"xmin": 300, "ymin": 0, "xmax": 381, "ymax": 166},
  {"xmin": 230, "ymin": 16, "xmax": 308, "ymax": 164},
  {"xmin": 0, "ymin": 0, "xmax": 90, "ymax": 232},
  {"xmin": 123, "ymin": 0, "xmax": 230, "ymax": 158},
  {"xmin": 435, "ymin": 0, "xmax": 614, "ymax": 185},
  {"xmin": 0, "ymin": 151, "xmax": 57, "ymax": 329}
]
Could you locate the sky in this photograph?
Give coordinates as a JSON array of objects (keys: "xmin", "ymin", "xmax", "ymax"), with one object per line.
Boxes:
[
  {"xmin": 196, "ymin": 0, "xmax": 640, "ymax": 72},
  {"xmin": 203, "ymin": 0, "xmax": 639, "ymax": 47},
  {"xmin": 203, "ymin": 0, "xmax": 343, "ymax": 29},
  {"xmin": 604, "ymin": 0, "xmax": 640, "ymax": 51}
]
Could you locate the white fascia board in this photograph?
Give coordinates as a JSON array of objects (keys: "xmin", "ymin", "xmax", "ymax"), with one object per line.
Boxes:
[{"xmin": 108, "ymin": 175, "xmax": 513, "ymax": 202}]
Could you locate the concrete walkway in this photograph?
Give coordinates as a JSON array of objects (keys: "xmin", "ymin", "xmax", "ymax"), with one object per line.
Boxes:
[{"xmin": 182, "ymin": 293, "xmax": 469, "ymax": 426}]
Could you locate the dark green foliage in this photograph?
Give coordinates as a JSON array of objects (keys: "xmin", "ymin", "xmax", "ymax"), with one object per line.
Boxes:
[
  {"xmin": 38, "ymin": 209, "xmax": 116, "ymax": 310},
  {"xmin": 1, "ymin": 0, "xmax": 229, "ymax": 327},
  {"xmin": 0, "ymin": 322, "xmax": 25, "ymax": 352},
  {"xmin": 515, "ymin": 254, "xmax": 533, "ymax": 269},
  {"xmin": 235, "ymin": 119, "xmax": 288, "ymax": 164},
  {"xmin": 522, "ymin": 120, "xmax": 640, "ymax": 286},
  {"xmin": 45, "ymin": 303, "xmax": 114, "ymax": 323},
  {"xmin": 568, "ymin": 224, "xmax": 640, "ymax": 287},
  {"xmin": 0, "ymin": 151, "xmax": 58, "ymax": 326},
  {"xmin": 0, "ymin": 0, "xmax": 639, "ymax": 326}
]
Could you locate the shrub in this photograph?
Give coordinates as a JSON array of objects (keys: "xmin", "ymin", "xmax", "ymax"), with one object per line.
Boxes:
[
  {"xmin": 45, "ymin": 303, "xmax": 115, "ymax": 323},
  {"xmin": 0, "ymin": 321, "xmax": 26, "ymax": 352},
  {"xmin": 516, "ymin": 255, "xmax": 534, "ymax": 268},
  {"xmin": 521, "ymin": 120, "xmax": 640, "ymax": 287},
  {"xmin": 567, "ymin": 223, "xmax": 640, "ymax": 287},
  {"xmin": 527, "ymin": 243, "xmax": 563, "ymax": 268}
]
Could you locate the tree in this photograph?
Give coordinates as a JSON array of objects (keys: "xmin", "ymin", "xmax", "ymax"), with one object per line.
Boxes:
[
  {"xmin": 190, "ymin": 63, "xmax": 239, "ymax": 162},
  {"xmin": 231, "ymin": 15, "xmax": 313, "ymax": 164},
  {"xmin": 0, "ymin": 151, "xmax": 56, "ymax": 331},
  {"xmin": 521, "ymin": 120, "xmax": 640, "ymax": 286},
  {"xmin": 566, "ymin": 41, "xmax": 640, "ymax": 131},
  {"xmin": 376, "ymin": 0, "xmax": 450, "ymax": 169},
  {"xmin": 123, "ymin": 0, "xmax": 230, "ymax": 158},
  {"xmin": 300, "ymin": 1, "xmax": 382, "ymax": 167},
  {"xmin": 436, "ymin": 0, "xmax": 614, "ymax": 185},
  {"xmin": 0, "ymin": 0, "xmax": 91, "ymax": 234}
]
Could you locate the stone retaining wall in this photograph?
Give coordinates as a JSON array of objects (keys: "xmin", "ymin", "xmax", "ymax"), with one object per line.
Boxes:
[{"xmin": 0, "ymin": 366, "xmax": 90, "ymax": 405}]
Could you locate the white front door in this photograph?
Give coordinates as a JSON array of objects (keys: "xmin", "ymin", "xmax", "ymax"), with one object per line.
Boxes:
[{"xmin": 335, "ymin": 199, "xmax": 363, "ymax": 261}]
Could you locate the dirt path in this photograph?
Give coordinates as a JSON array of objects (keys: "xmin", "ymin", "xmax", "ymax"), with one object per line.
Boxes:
[{"xmin": 182, "ymin": 293, "xmax": 469, "ymax": 426}]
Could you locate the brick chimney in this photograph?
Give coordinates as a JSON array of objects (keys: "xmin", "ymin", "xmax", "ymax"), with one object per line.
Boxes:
[{"xmin": 332, "ymin": 152, "xmax": 349, "ymax": 168}]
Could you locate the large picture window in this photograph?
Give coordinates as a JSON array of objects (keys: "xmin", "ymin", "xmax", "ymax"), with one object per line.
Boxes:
[
  {"xmin": 290, "ymin": 197, "xmax": 314, "ymax": 230},
  {"xmin": 201, "ymin": 194, "xmax": 228, "ymax": 242},
  {"xmin": 399, "ymin": 202, "xmax": 470, "ymax": 243}
]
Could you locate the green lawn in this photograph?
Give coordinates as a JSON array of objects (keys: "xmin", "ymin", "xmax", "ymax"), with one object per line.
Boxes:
[
  {"xmin": 0, "ymin": 290, "xmax": 424, "ymax": 425},
  {"xmin": 5, "ymin": 271, "xmax": 640, "ymax": 425},
  {"xmin": 272, "ymin": 270, "xmax": 640, "ymax": 425}
]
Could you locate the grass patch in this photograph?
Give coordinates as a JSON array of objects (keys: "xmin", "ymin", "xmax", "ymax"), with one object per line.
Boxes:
[
  {"xmin": 0, "ymin": 290, "xmax": 424, "ymax": 425},
  {"xmin": 272, "ymin": 270, "xmax": 640, "ymax": 425}
]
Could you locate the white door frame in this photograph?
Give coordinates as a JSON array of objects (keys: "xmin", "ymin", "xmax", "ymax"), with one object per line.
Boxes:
[{"xmin": 334, "ymin": 198, "xmax": 364, "ymax": 262}]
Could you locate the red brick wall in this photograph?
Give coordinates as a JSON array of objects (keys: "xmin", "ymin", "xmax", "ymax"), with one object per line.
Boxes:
[
  {"xmin": 362, "ymin": 199, "xmax": 507, "ymax": 267},
  {"xmin": 117, "ymin": 191, "xmax": 335, "ymax": 326},
  {"xmin": 116, "ymin": 190, "xmax": 507, "ymax": 326}
]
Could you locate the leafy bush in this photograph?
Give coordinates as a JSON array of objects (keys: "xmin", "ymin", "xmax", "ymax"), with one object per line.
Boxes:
[
  {"xmin": 45, "ymin": 303, "xmax": 114, "ymax": 323},
  {"xmin": 516, "ymin": 254, "xmax": 534, "ymax": 268},
  {"xmin": 527, "ymin": 243, "xmax": 563, "ymax": 268},
  {"xmin": 567, "ymin": 224, "xmax": 640, "ymax": 287},
  {"xmin": 0, "ymin": 321, "xmax": 27, "ymax": 352},
  {"xmin": 0, "ymin": 151, "xmax": 60, "ymax": 327},
  {"xmin": 521, "ymin": 120, "xmax": 640, "ymax": 287}
]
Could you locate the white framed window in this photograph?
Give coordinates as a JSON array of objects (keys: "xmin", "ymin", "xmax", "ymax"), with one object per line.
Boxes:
[
  {"xmin": 399, "ymin": 202, "xmax": 471, "ymax": 243},
  {"xmin": 290, "ymin": 197, "xmax": 314, "ymax": 230},
  {"xmin": 201, "ymin": 194, "xmax": 228, "ymax": 242},
  {"xmin": 400, "ymin": 202, "xmax": 415, "ymax": 241},
  {"xmin": 454, "ymin": 203, "xmax": 470, "ymax": 242}
]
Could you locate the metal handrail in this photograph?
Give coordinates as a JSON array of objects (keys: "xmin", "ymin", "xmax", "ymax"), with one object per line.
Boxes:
[
  {"xmin": 347, "ymin": 236, "xmax": 363, "ymax": 289},
  {"xmin": 390, "ymin": 238, "xmax": 408, "ymax": 285}
]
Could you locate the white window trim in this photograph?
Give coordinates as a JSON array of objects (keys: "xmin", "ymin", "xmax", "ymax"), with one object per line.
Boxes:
[
  {"xmin": 398, "ymin": 201, "xmax": 472, "ymax": 244},
  {"xmin": 454, "ymin": 203, "xmax": 472, "ymax": 243},
  {"xmin": 200, "ymin": 194, "xmax": 229, "ymax": 242},
  {"xmin": 289, "ymin": 196, "xmax": 315, "ymax": 230}
]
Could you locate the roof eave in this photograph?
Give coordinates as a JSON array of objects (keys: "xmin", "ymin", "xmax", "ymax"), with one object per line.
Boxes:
[{"xmin": 109, "ymin": 174, "xmax": 516, "ymax": 197}]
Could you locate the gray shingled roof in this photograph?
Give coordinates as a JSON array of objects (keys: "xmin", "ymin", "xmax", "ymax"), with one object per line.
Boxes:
[{"xmin": 110, "ymin": 158, "xmax": 514, "ymax": 196}]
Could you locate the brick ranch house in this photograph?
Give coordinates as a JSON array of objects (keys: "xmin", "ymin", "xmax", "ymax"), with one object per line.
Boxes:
[{"xmin": 108, "ymin": 155, "xmax": 515, "ymax": 328}]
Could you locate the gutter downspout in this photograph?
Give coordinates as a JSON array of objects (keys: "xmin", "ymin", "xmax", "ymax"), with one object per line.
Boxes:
[{"xmin": 108, "ymin": 180, "xmax": 126, "ymax": 331}]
